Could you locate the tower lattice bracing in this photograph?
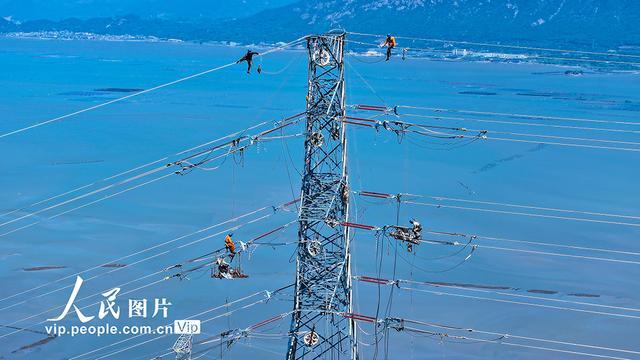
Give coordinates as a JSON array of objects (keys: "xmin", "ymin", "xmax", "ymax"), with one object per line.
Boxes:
[{"xmin": 287, "ymin": 32, "xmax": 357, "ymax": 360}]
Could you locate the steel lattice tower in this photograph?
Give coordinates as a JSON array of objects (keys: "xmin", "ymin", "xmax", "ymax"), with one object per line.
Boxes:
[{"xmin": 287, "ymin": 32, "xmax": 357, "ymax": 360}]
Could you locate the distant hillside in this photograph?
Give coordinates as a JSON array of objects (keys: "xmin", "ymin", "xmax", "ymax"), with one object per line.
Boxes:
[
  {"xmin": 210, "ymin": 0, "xmax": 640, "ymax": 48},
  {"xmin": 2, "ymin": 0, "xmax": 639, "ymax": 51},
  {"xmin": 0, "ymin": 0, "xmax": 296, "ymax": 21}
]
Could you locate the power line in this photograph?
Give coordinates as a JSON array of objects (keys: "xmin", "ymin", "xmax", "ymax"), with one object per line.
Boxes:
[
  {"xmin": 343, "ymin": 309, "xmax": 637, "ymax": 360},
  {"xmin": 463, "ymin": 128, "xmax": 640, "ymax": 147},
  {"xmin": 400, "ymin": 112, "xmax": 640, "ymax": 135},
  {"xmin": 396, "ymin": 105, "xmax": 640, "ymax": 127},
  {"xmin": 68, "ymin": 288, "xmax": 286, "ymax": 360},
  {"xmin": 397, "ymin": 285, "xmax": 640, "ymax": 320},
  {"xmin": 185, "ymin": 312, "xmax": 293, "ymax": 358},
  {"xmin": 396, "ymin": 278, "xmax": 640, "ymax": 314},
  {"xmin": 0, "ymin": 115, "xmax": 304, "ymax": 238},
  {"xmin": 95, "ymin": 288, "xmax": 292, "ymax": 360},
  {"xmin": 405, "ymin": 200, "xmax": 640, "ymax": 227},
  {"xmin": 446, "ymin": 232, "xmax": 640, "ymax": 257},
  {"xmin": 356, "ymin": 190, "xmax": 640, "ymax": 222},
  {"xmin": 347, "ymin": 38, "xmax": 640, "ymax": 67},
  {"xmin": 90, "ymin": 300, "xmax": 274, "ymax": 359},
  {"xmin": 348, "ymin": 31, "xmax": 640, "ymax": 59},
  {"xmin": 401, "ymin": 318, "xmax": 640, "ymax": 356},
  {"xmin": 358, "ymin": 276, "xmax": 640, "ymax": 320},
  {"xmin": 9, "ymin": 30, "xmax": 639, "ymax": 359},
  {"xmin": 0, "ymin": 274, "xmax": 169, "ymax": 340},
  {"xmin": 355, "ymin": 190, "xmax": 640, "ymax": 232},
  {"xmin": 342, "ymin": 113, "xmax": 640, "ymax": 153},
  {"xmin": 337, "ymin": 215, "xmax": 640, "ymax": 266},
  {"xmin": 346, "ymin": 32, "xmax": 640, "ymax": 66},
  {"xmin": 0, "ymin": 120, "xmax": 271, "ymax": 221},
  {"xmin": 0, "ymin": 111, "xmax": 302, "ymax": 223},
  {"xmin": 349, "ymin": 104, "xmax": 640, "ymax": 135},
  {"xmin": 0, "ymin": 36, "xmax": 307, "ymax": 140},
  {"xmin": 0, "ymin": 213, "xmax": 290, "ymax": 339},
  {"xmin": 395, "ymin": 324, "xmax": 631, "ymax": 360},
  {"xmin": 413, "ymin": 236, "xmax": 640, "ymax": 265},
  {"xmin": 453, "ymin": 242, "xmax": 640, "ymax": 266},
  {"xmin": 0, "ymin": 200, "xmax": 295, "ymax": 311},
  {"xmin": 486, "ymin": 136, "xmax": 640, "ymax": 153}
]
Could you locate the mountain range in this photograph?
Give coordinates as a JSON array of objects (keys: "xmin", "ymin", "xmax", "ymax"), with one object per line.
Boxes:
[
  {"xmin": 0, "ymin": 0, "xmax": 296, "ymax": 21},
  {"xmin": 2, "ymin": 0, "xmax": 639, "ymax": 51}
]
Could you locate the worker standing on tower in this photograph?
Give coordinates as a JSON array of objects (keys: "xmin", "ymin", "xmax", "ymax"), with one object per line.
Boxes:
[
  {"xmin": 381, "ymin": 34, "xmax": 397, "ymax": 61},
  {"xmin": 236, "ymin": 50, "xmax": 260, "ymax": 74}
]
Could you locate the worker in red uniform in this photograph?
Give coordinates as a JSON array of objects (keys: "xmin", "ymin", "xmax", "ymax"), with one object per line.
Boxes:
[{"xmin": 382, "ymin": 34, "xmax": 397, "ymax": 61}]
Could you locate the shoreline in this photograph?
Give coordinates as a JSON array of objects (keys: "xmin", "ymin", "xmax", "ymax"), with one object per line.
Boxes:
[
  {"xmin": 2, "ymin": 31, "xmax": 639, "ymax": 73},
  {"xmin": 0, "ymin": 30, "xmax": 303, "ymax": 50}
]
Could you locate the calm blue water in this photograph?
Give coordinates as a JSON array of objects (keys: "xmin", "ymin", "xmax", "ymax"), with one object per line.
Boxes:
[{"xmin": 0, "ymin": 37, "xmax": 639, "ymax": 359}]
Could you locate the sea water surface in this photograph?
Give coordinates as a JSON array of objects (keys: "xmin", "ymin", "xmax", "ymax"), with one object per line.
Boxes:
[{"xmin": 0, "ymin": 37, "xmax": 639, "ymax": 359}]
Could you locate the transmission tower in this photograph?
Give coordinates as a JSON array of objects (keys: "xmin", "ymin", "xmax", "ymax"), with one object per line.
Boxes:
[
  {"xmin": 173, "ymin": 333, "xmax": 192, "ymax": 360},
  {"xmin": 286, "ymin": 31, "xmax": 358, "ymax": 360}
]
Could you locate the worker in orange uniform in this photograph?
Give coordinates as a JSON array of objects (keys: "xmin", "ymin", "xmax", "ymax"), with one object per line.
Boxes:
[
  {"xmin": 381, "ymin": 34, "xmax": 397, "ymax": 61},
  {"xmin": 225, "ymin": 233, "xmax": 236, "ymax": 260}
]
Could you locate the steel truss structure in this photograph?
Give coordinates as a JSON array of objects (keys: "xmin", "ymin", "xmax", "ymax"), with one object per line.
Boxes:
[
  {"xmin": 286, "ymin": 31, "xmax": 358, "ymax": 360},
  {"xmin": 173, "ymin": 333, "xmax": 193, "ymax": 360}
]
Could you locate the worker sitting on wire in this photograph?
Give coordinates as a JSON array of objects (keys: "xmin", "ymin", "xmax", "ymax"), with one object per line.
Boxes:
[
  {"xmin": 225, "ymin": 233, "xmax": 236, "ymax": 260},
  {"xmin": 236, "ymin": 49, "xmax": 260, "ymax": 74},
  {"xmin": 410, "ymin": 219, "xmax": 422, "ymax": 239},
  {"xmin": 215, "ymin": 257, "xmax": 231, "ymax": 278},
  {"xmin": 381, "ymin": 34, "xmax": 397, "ymax": 61}
]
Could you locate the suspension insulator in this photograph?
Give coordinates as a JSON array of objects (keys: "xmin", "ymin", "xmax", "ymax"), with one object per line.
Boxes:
[
  {"xmin": 303, "ymin": 331, "xmax": 319, "ymax": 346},
  {"xmin": 310, "ymin": 132, "xmax": 324, "ymax": 147},
  {"xmin": 312, "ymin": 47, "xmax": 331, "ymax": 66},
  {"xmin": 307, "ymin": 240, "xmax": 322, "ymax": 257}
]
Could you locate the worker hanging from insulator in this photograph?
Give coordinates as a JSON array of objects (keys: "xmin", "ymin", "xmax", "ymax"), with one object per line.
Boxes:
[
  {"xmin": 225, "ymin": 233, "xmax": 236, "ymax": 261},
  {"xmin": 387, "ymin": 218, "xmax": 423, "ymax": 252},
  {"xmin": 380, "ymin": 34, "xmax": 397, "ymax": 61},
  {"xmin": 409, "ymin": 218, "xmax": 422, "ymax": 239},
  {"xmin": 385, "ymin": 317, "xmax": 405, "ymax": 332},
  {"xmin": 236, "ymin": 49, "xmax": 260, "ymax": 74},
  {"xmin": 214, "ymin": 257, "xmax": 232, "ymax": 279},
  {"xmin": 330, "ymin": 122, "xmax": 340, "ymax": 140},
  {"xmin": 212, "ymin": 255, "xmax": 249, "ymax": 280},
  {"xmin": 341, "ymin": 183, "xmax": 350, "ymax": 204}
]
